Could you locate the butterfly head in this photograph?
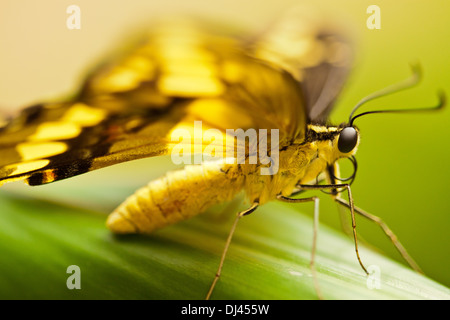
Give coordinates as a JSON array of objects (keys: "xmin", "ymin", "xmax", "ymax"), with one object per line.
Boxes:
[
  {"xmin": 337, "ymin": 126, "xmax": 359, "ymax": 154},
  {"xmin": 326, "ymin": 124, "xmax": 360, "ymax": 186}
]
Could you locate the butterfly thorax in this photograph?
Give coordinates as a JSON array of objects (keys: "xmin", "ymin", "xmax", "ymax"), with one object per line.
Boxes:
[{"xmin": 240, "ymin": 124, "xmax": 359, "ymax": 205}]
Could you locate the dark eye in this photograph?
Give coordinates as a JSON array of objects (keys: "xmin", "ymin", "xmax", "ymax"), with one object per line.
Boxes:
[{"xmin": 338, "ymin": 127, "xmax": 358, "ymax": 153}]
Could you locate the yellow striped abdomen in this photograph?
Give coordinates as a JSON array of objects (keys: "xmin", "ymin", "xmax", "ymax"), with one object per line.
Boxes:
[{"xmin": 106, "ymin": 160, "xmax": 245, "ymax": 234}]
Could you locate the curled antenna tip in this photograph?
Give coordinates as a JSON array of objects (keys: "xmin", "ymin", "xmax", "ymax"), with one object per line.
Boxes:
[
  {"xmin": 436, "ymin": 90, "xmax": 446, "ymax": 109},
  {"xmin": 408, "ymin": 62, "xmax": 422, "ymax": 85},
  {"xmin": 409, "ymin": 62, "xmax": 422, "ymax": 76}
]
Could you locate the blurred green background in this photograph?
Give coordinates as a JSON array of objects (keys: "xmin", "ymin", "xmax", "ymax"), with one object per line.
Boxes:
[{"xmin": 0, "ymin": 0, "xmax": 449, "ymax": 298}]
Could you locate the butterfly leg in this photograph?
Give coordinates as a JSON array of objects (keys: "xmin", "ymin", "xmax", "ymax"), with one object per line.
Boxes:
[
  {"xmin": 277, "ymin": 194, "xmax": 323, "ymax": 300},
  {"xmin": 334, "ymin": 197, "xmax": 423, "ymax": 274},
  {"xmin": 296, "ymin": 184, "xmax": 369, "ymax": 276},
  {"xmin": 205, "ymin": 202, "xmax": 259, "ymax": 300}
]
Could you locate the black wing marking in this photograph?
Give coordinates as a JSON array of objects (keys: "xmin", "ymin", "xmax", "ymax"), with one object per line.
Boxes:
[{"xmin": 0, "ymin": 20, "xmax": 308, "ymax": 186}]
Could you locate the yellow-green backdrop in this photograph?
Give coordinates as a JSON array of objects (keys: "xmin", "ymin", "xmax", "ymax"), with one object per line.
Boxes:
[{"xmin": 0, "ymin": 0, "xmax": 449, "ymax": 292}]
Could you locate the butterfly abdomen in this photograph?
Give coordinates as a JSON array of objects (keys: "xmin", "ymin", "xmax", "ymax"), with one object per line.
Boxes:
[{"xmin": 106, "ymin": 160, "xmax": 245, "ymax": 234}]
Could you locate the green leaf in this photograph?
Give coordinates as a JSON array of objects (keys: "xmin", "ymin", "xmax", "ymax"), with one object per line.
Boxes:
[{"xmin": 0, "ymin": 181, "xmax": 449, "ymax": 300}]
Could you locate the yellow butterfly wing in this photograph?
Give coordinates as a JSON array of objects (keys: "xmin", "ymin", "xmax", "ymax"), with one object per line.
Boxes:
[
  {"xmin": 0, "ymin": 20, "xmax": 309, "ymax": 186},
  {"xmin": 250, "ymin": 7, "xmax": 353, "ymax": 123}
]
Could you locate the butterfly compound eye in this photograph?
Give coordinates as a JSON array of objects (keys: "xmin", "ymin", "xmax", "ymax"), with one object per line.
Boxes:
[{"xmin": 338, "ymin": 127, "xmax": 358, "ymax": 153}]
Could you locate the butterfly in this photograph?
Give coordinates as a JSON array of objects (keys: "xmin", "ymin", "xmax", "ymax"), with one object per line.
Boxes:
[{"xmin": 0, "ymin": 9, "xmax": 437, "ymax": 299}]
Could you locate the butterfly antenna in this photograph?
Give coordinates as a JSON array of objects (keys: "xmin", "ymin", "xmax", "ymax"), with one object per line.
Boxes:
[
  {"xmin": 349, "ymin": 64, "xmax": 445, "ymax": 125},
  {"xmin": 348, "ymin": 63, "xmax": 422, "ymax": 124},
  {"xmin": 350, "ymin": 91, "xmax": 445, "ymax": 125}
]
